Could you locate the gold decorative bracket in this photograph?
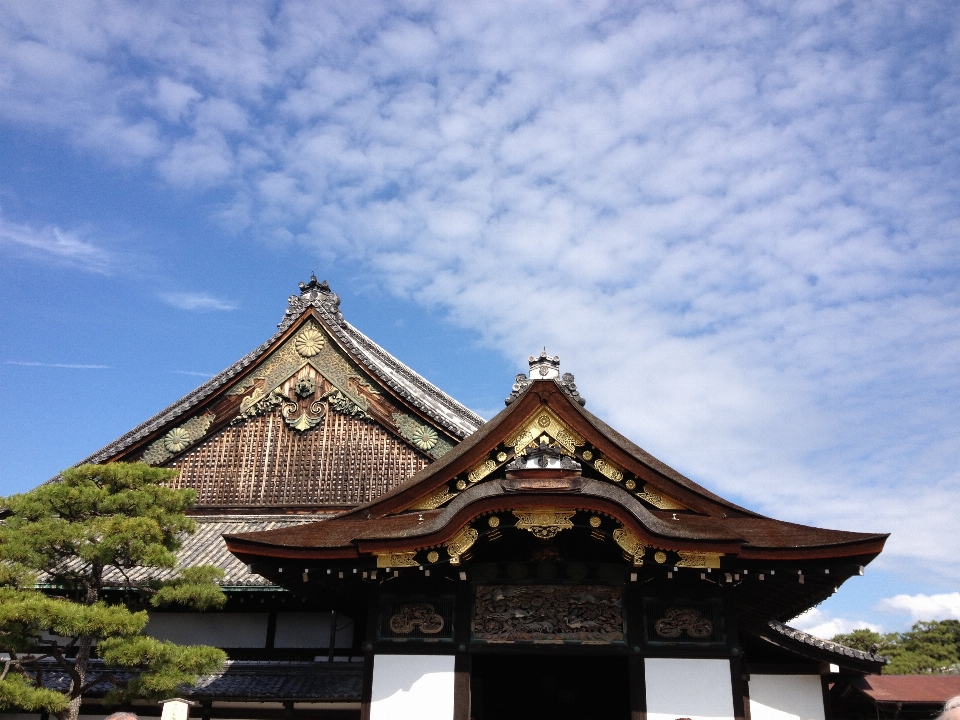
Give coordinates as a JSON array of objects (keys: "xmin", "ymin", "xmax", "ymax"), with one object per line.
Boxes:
[
  {"xmin": 675, "ymin": 551, "xmax": 722, "ymax": 569},
  {"xmin": 612, "ymin": 526, "xmax": 646, "ymax": 566},
  {"xmin": 593, "ymin": 456, "xmax": 624, "ymax": 482},
  {"xmin": 376, "ymin": 551, "xmax": 419, "ymax": 568},
  {"xmin": 637, "ymin": 485, "xmax": 687, "ymax": 510},
  {"xmin": 467, "ymin": 459, "xmax": 497, "ymax": 484},
  {"xmin": 513, "ymin": 509, "xmax": 576, "ymax": 539},
  {"xmin": 445, "ymin": 525, "xmax": 479, "ymax": 565},
  {"xmin": 408, "ymin": 486, "xmax": 458, "ymax": 511}
]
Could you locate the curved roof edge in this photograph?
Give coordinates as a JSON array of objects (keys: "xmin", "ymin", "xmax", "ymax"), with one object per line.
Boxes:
[{"xmin": 753, "ymin": 620, "xmax": 887, "ymax": 674}]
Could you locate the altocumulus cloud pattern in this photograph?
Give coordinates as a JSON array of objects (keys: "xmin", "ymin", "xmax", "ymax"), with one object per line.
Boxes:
[{"xmin": 1, "ymin": 1, "xmax": 959, "ymax": 602}]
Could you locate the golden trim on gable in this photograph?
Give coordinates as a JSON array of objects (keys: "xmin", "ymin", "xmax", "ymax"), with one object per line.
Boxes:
[{"xmin": 503, "ymin": 405, "xmax": 585, "ymax": 455}]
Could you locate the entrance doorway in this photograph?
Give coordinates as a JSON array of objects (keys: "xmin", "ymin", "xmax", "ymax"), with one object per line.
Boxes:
[{"xmin": 470, "ymin": 653, "xmax": 630, "ymax": 720}]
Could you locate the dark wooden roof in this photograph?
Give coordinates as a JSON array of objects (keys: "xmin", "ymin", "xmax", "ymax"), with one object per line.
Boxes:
[
  {"xmin": 225, "ymin": 378, "xmax": 887, "ymax": 563},
  {"xmin": 64, "ymin": 277, "xmax": 483, "ymax": 511}
]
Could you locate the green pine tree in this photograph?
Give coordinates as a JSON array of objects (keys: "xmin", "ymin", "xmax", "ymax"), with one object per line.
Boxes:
[
  {"xmin": 0, "ymin": 463, "xmax": 228, "ymax": 720},
  {"xmin": 833, "ymin": 619, "xmax": 960, "ymax": 674}
]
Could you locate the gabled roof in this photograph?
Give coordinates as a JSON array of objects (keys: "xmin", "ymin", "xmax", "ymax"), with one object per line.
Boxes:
[
  {"xmin": 68, "ymin": 277, "xmax": 483, "ymax": 510},
  {"xmin": 224, "ymin": 365, "xmax": 887, "ymax": 564}
]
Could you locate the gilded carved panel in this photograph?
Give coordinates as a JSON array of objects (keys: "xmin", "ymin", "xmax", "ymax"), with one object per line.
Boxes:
[{"xmin": 473, "ymin": 585, "xmax": 624, "ymax": 644}]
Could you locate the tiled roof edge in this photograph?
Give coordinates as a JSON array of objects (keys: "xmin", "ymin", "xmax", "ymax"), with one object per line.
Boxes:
[{"xmin": 768, "ymin": 620, "xmax": 888, "ymax": 664}]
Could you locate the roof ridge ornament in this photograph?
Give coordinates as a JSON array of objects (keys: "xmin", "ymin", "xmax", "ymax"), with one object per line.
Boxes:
[
  {"xmin": 279, "ymin": 275, "xmax": 343, "ymax": 330},
  {"xmin": 504, "ymin": 350, "xmax": 586, "ymax": 406}
]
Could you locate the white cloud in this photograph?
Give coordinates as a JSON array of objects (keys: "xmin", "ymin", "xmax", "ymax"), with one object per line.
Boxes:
[
  {"xmin": 790, "ymin": 608, "xmax": 883, "ymax": 640},
  {"xmin": 0, "ymin": 213, "xmax": 116, "ymax": 274},
  {"xmin": 878, "ymin": 593, "xmax": 960, "ymax": 623},
  {"xmin": 1, "ymin": 1, "xmax": 959, "ymax": 583},
  {"xmin": 159, "ymin": 292, "xmax": 237, "ymax": 311},
  {"xmin": 5, "ymin": 362, "xmax": 110, "ymax": 370}
]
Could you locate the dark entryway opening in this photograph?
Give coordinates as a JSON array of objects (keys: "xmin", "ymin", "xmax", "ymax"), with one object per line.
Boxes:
[{"xmin": 470, "ymin": 652, "xmax": 630, "ymax": 720}]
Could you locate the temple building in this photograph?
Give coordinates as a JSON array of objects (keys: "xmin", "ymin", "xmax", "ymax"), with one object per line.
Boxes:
[{"xmin": 31, "ymin": 277, "xmax": 892, "ymax": 720}]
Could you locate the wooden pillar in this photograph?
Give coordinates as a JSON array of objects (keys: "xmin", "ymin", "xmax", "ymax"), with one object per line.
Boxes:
[
  {"xmin": 265, "ymin": 610, "xmax": 277, "ymax": 649},
  {"xmin": 821, "ymin": 674, "xmax": 834, "ymax": 720},
  {"xmin": 359, "ymin": 652, "xmax": 375, "ymax": 720},
  {"xmin": 729, "ymin": 656, "xmax": 749, "ymax": 720},
  {"xmin": 628, "ymin": 654, "xmax": 646, "ymax": 720},
  {"xmin": 454, "ymin": 652, "xmax": 471, "ymax": 720}
]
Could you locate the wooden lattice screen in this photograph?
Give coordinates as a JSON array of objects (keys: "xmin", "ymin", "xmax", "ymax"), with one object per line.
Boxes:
[{"xmin": 166, "ymin": 413, "xmax": 428, "ymax": 507}]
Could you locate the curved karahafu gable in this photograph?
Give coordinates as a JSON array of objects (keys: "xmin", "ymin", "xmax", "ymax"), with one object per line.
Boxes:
[
  {"xmin": 224, "ymin": 359, "xmax": 887, "ymax": 627},
  {"xmin": 61, "ymin": 277, "xmax": 484, "ymax": 511}
]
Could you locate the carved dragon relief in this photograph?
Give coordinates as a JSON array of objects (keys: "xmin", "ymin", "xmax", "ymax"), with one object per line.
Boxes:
[
  {"xmin": 654, "ymin": 607, "xmax": 714, "ymax": 639},
  {"xmin": 474, "ymin": 585, "xmax": 624, "ymax": 644}
]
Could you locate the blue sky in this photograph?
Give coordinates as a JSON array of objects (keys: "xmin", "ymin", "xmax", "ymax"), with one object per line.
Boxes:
[{"xmin": 1, "ymin": 0, "xmax": 959, "ymax": 638}]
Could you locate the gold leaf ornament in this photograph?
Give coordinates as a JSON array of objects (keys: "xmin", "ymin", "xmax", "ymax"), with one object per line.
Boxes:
[
  {"xmin": 513, "ymin": 509, "xmax": 576, "ymax": 539},
  {"xmin": 295, "ymin": 328, "xmax": 325, "ymax": 357}
]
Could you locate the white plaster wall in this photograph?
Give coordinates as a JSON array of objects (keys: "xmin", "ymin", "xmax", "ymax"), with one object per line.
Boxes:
[
  {"xmin": 749, "ymin": 675, "xmax": 825, "ymax": 720},
  {"xmin": 645, "ymin": 658, "xmax": 735, "ymax": 720},
  {"xmin": 370, "ymin": 654, "xmax": 455, "ymax": 720},
  {"xmin": 145, "ymin": 612, "xmax": 268, "ymax": 647},
  {"xmin": 274, "ymin": 612, "xmax": 353, "ymax": 648}
]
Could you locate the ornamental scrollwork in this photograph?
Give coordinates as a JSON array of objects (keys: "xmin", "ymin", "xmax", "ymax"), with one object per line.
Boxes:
[
  {"xmin": 474, "ymin": 585, "xmax": 624, "ymax": 643},
  {"xmin": 142, "ymin": 413, "xmax": 216, "ymax": 465},
  {"xmin": 637, "ymin": 485, "xmax": 686, "ymax": 510},
  {"xmin": 504, "ymin": 407, "xmax": 584, "ymax": 456},
  {"xmin": 233, "ymin": 388, "xmax": 285, "ymax": 424},
  {"xmin": 654, "ymin": 608, "xmax": 713, "ymax": 639},
  {"xmin": 468, "ymin": 459, "xmax": 497, "ymax": 483},
  {"xmin": 393, "ymin": 413, "xmax": 451, "ymax": 458},
  {"xmin": 408, "ymin": 486, "xmax": 458, "ymax": 511},
  {"xmin": 322, "ymin": 388, "xmax": 369, "ymax": 420},
  {"xmin": 376, "ymin": 551, "xmax": 419, "ymax": 568},
  {"xmin": 513, "ymin": 509, "xmax": 575, "ymax": 539},
  {"xmin": 612, "ymin": 526, "xmax": 646, "ymax": 566},
  {"xmin": 388, "ymin": 604, "xmax": 444, "ymax": 635},
  {"xmin": 445, "ymin": 525, "xmax": 478, "ymax": 565},
  {"xmin": 411, "ymin": 425, "xmax": 439, "ymax": 450},
  {"xmin": 675, "ymin": 551, "xmax": 722, "ymax": 569},
  {"xmin": 593, "ymin": 457, "xmax": 624, "ymax": 482}
]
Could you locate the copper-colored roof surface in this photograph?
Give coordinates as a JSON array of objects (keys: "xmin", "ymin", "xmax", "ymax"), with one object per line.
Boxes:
[
  {"xmin": 224, "ymin": 378, "xmax": 887, "ymax": 562},
  {"xmin": 225, "ymin": 482, "xmax": 884, "ymax": 556},
  {"xmin": 852, "ymin": 675, "xmax": 960, "ymax": 702}
]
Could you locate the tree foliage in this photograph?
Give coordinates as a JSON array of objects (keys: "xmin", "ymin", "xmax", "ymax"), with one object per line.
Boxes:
[
  {"xmin": 0, "ymin": 463, "xmax": 228, "ymax": 720},
  {"xmin": 833, "ymin": 619, "xmax": 960, "ymax": 674}
]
